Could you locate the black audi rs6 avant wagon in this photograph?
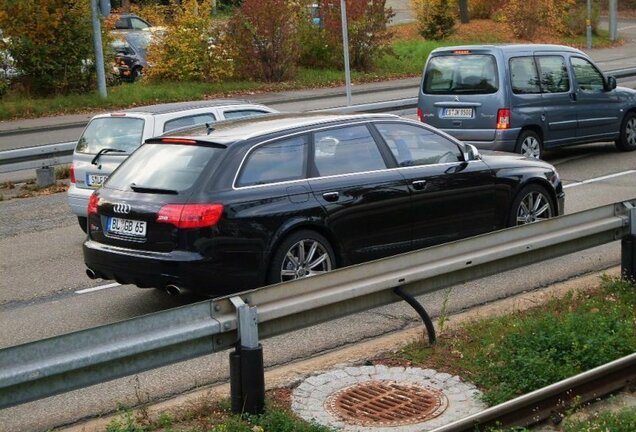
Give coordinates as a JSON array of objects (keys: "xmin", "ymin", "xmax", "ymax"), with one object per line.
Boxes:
[{"xmin": 84, "ymin": 113, "xmax": 564, "ymax": 296}]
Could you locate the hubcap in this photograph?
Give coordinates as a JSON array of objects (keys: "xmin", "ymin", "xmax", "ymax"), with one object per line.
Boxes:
[
  {"xmin": 520, "ymin": 136, "xmax": 541, "ymax": 159},
  {"xmin": 626, "ymin": 118, "xmax": 636, "ymax": 147},
  {"xmin": 516, "ymin": 192, "xmax": 553, "ymax": 225},
  {"xmin": 281, "ymin": 239, "xmax": 332, "ymax": 282}
]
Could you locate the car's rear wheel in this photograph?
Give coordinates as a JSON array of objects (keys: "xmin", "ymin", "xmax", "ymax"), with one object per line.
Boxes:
[
  {"xmin": 78, "ymin": 216, "xmax": 88, "ymax": 233},
  {"xmin": 615, "ymin": 111, "xmax": 636, "ymax": 152},
  {"xmin": 508, "ymin": 184, "xmax": 555, "ymax": 227},
  {"xmin": 515, "ymin": 130, "xmax": 543, "ymax": 159},
  {"xmin": 268, "ymin": 230, "xmax": 335, "ymax": 284}
]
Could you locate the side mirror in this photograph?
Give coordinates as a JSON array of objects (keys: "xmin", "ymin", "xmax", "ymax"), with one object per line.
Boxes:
[
  {"xmin": 466, "ymin": 144, "xmax": 480, "ymax": 161},
  {"xmin": 606, "ymin": 75, "xmax": 617, "ymax": 91}
]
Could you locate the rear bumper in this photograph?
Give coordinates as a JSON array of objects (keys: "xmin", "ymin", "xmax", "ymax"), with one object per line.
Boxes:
[
  {"xmin": 67, "ymin": 184, "xmax": 95, "ymax": 217},
  {"xmin": 83, "ymin": 239, "xmax": 260, "ymax": 297},
  {"xmin": 443, "ymin": 128, "xmax": 521, "ymax": 153}
]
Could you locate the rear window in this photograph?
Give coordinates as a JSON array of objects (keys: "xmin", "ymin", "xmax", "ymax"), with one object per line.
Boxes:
[
  {"xmin": 105, "ymin": 143, "xmax": 221, "ymax": 192},
  {"xmin": 76, "ymin": 117, "xmax": 144, "ymax": 154},
  {"xmin": 423, "ymin": 54, "xmax": 498, "ymax": 94}
]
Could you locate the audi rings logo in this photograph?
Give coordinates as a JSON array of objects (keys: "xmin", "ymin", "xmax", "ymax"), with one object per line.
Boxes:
[{"xmin": 113, "ymin": 203, "xmax": 132, "ymax": 214}]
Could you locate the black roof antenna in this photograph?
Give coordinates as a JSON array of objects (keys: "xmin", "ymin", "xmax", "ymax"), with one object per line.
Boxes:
[{"xmin": 205, "ymin": 123, "xmax": 215, "ymax": 135}]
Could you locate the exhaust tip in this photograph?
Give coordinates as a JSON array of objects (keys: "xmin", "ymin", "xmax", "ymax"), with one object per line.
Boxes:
[
  {"xmin": 86, "ymin": 268, "xmax": 97, "ymax": 279},
  {"xmin": 165, "ymin": 284, "xmax": 182, "ymax": 296}
]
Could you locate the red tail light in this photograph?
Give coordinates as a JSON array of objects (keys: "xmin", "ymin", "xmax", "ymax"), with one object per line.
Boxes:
[
  {"xmin": 496, "ymin": 108, "xmax": 511, "ymax": 129},
  {"xmin": 417, "ymin": 107, "xmax": 425, "ymax": 122},
  {"xmin": 157, "ymin": 204, "xmax": 224, "ymax": 229},
  {"xmin": 70, "ymin": 163, "xmax": 76, "ymax": 184},
  {"xmin": 88, "ymin": 193, "xmax": 99, "ymax": 216}
]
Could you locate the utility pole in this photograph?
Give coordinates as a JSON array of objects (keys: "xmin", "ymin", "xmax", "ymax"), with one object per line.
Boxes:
[
  {"xmin": 340, "ymin": 0, "xmax": 352, "ymax": 106},
  {"xmin": 586, "ymin": 0, "xmax": 592, "ymax": 49},
  {"xmin": 90, "ymin": 0, "xmax": 108, "ymax": 98}
]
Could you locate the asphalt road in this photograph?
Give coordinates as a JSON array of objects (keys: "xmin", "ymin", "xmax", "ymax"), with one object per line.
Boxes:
[{"xmin": 0, "ymin": 133, "xmax": 635, "ymax": 431}]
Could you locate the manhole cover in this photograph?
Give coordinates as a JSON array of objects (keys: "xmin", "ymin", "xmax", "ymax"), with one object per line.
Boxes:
[{"xmin": 325, "ymin": 380, "xmax": 448, "ymax": 427}]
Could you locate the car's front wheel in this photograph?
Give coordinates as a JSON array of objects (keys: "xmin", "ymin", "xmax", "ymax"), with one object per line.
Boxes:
[
  {"xmin": 268, "ymin": 230, "xmax": 335, "ymax": 284},
  {"xmin": 508, "ymin": 184, "xmax": 555, "ymax": 227},
  {"xmin": 615, "ymin": 111, "xmax": 636, "ymax": 152},
  {"xmin": 515, "ymin": 130, "xmax": 543, "ymax": 159}
]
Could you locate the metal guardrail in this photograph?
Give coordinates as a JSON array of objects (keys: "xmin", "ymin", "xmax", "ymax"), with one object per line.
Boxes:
[
  {"xmin": 1, "ymin": 199, "xmax": 634, "ymax": 410},
  {"xmin": 1, "ymin": 66, "xmax": 635, "ymax": 175}
]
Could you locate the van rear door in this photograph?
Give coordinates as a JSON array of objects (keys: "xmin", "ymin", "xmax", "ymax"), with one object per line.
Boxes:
[{"xmin": 419, "ymin": 49, "xmax": 501, "ymax": 142}]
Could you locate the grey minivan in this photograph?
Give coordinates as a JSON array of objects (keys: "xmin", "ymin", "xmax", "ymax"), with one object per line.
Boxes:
[{"xmin": 417, "ymin": 44, "xmax": 636, "ymax": 159}]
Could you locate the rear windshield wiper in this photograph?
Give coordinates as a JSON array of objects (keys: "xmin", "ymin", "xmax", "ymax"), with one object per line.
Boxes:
[
  {"xmin": 91, "ymin": 148, "xmax": 126, "ymax": 165},
  {"xmin": 130, "ymin": 183, "xmax": 178, "ymax": 195}
]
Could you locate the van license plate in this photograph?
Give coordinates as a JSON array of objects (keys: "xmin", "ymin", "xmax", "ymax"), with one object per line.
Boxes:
[
  {"xmin": 444, "ymin": 108, "xmax": 473, "ymax": 118},
  {"xmin": 87, "ymin": 173, "xmax": 108, "ymax": 187},
  {"xmin": 108, "ymin": 217, "xmax": 147, "ymax": 237}
]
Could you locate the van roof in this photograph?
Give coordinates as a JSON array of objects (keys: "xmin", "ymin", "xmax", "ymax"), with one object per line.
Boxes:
[
  {"xmin": 431, "ymin": 44, "xmax": 586, "ymax": 56},
  {"xmin": 120, "ymin": 99, "xmax": 255, "ymax": 116}
]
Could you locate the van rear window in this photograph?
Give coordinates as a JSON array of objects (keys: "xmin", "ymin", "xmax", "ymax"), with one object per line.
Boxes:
[
  {"xmin": 76, "ymin": 117, "xmax": 144, "ymax": 154},
  {"xmin": 423, "ymin": 54, "xmax": 498, "ymax": 95}
]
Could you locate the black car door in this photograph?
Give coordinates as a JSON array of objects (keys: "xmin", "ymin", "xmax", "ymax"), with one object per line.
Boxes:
[
  {"xmin": 307, "ymin": 123, "xmax": 412, "ymax": 265},
  {"xmin": 373, "ymin": 121, "xmax": 497, "ymax": 250}
]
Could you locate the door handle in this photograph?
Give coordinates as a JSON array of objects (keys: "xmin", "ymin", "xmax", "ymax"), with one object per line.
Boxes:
[
  {"xmin": 411, "ymin": 180, "xmax": 427, "ymax": 190},
  {"xmin": 322, "ymin": 191, "xmax": 339, "ymax": 202}
]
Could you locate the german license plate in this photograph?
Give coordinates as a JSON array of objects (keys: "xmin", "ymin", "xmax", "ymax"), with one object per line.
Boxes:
[
  {"xmin": 86, "ymin": 173, "xmax": 108, "ymax": 187},
  {"xmin": 443, "ymin": 108, "xmax": 473, "ymax": 118},
  {"xmin": 108, "ymin": 217, "xmax": 147, "ymax": 237}
]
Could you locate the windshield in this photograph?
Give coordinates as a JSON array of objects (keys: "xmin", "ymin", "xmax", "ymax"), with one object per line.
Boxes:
[
  {"xmin": 105, "ymin": 143, "xmax": 222, "ymax": 192},
  {"xmin": 423, "ymin": 54, "xmax": 498, "ymax": 94},
  {"xmin": 76, "ymin": 117, "xmax": 144, "ymax": 154}
]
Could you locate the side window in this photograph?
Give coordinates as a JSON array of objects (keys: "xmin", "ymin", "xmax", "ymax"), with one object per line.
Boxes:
[
  {"xmin": 223, "ymin": 109, "xmax": 270, "ymax": 120},
  {"xmin": 114, "ymin": 18, "xmax": 129, "ymax": 29},
  {"xmin": 509, "ymin": 56, "xmax": 540, "ymax": 94},
  {"xmin": 571, "ymin": 57, "xmax": 605, "ymax": 92},
  {"xmin": 536, "ymin": 55, "xmax": 570, "ymax": 93},
  {"xmin": 313, "ymin": 125, "xmax": 386, "ymax": 176},
  {"xmin": 238, "ymin": 135, "xmax": 308, "ymax": 187},
  {"xmin": 375, "ymin": 122, "xmax": 463, "ymax": 166},
  {"xmin": 163, "ymin": 113, "xmax": 217, "ymax": 133},
  {"xmin": 130, "ymin": 18, "xmax": 150, "ymax": 30}
]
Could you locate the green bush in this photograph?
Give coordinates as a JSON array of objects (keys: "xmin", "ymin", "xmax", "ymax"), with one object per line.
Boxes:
[
  {"xmin": 228, "ymin": 0, "xmax": 303, "ymax": 82},
  {"xmin": 0, "ymin": 0, "xmax": 98, "ymax": 96},
  {"xmin": 145, "ymin": 0, "xmax": 235, "ymax": 83},
  {"xmin": 563, "ymin": 407, "xmax": 636, "ymax": 432},
  {"xmin": 411, "ymin": 0, "xmax": 455, "ymax": 40}
]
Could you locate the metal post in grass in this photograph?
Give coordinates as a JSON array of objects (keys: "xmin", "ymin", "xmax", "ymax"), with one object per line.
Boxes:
[
  {"xmin": 340, "ymin": 0, "xmax": 352, "ymax": 106},
  {"xmin": 609, "ymin": 0, "xmax": 618, "ymax": 41},
  {"xmin": 229, "ymin": 296, "xmax": 265, "ymax": 415},
  {"xmin": 91, "ymin": 0, "xmax": 108, "ymax": 98},
  {"xmin": 622, "ymin": 203, "xmax": 636, "ymax": 281},
  {"xmin": 586, "ymin": 0, "xmax": 592, "ymax": 49}
]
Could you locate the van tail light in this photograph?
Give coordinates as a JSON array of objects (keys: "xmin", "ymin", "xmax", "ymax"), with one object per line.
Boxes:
[
  {"xmin": 157, "ymin": 204, "xmax": 224, "ymax": 229},
  {"xmin": 88, "ymin": 192, "xmax": 99, "ymax": 216},
  {"xmin": 496, "ymin": 108, "xmax": 511, "ymax": 129},
  {"xmin": 70, "ymin": 163, "xmax": 76, "ymax": 184},
  {"xmin": 417, "ymin": 107, "xmax": 425, "ymax": 122}
]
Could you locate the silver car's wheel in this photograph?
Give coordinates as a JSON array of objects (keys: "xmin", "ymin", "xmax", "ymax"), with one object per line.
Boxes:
[
  {"xmin": 616, "ymin": 112, "xmax": 636, "ymax": 152},
  {"xmin": 510, "ymin": 186, "xmax": 554, "ymax": 226},
  {"xmin": 269, "ymin": 230, "xmax": 335, "ymax": 284},
  {"xmin": 516, "ymin": 130, "xmax": 543, "ymax": 159}
]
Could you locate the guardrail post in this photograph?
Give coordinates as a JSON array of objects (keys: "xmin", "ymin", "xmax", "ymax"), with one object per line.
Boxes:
[
  {"xmin": 229, "ymin": 296, "xmax": 265, "ymax": 415},
  {"xmin": 622, "ymin": 204, "xmax": 636, "ymax": 281},
  {"xmin": 36, "ymin": 166, "xmax": 55, "ymax": 187}
]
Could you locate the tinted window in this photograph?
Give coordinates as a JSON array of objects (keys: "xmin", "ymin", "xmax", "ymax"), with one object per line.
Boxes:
[
  {"xmin": 536, "ymin": 56, "xmax": 570, "ymax": 93},
  {"xmin": 163, "ymin": 113, "xmax": 216, "ymax": 133},
  {"xmin": 130, "ymin": 17, "xmax": 150, "ymax": 30},
  {"xmin": 76, "ymin": 117, "xmax": 144, "ymax": 154},
  {"xmin": 223, "ymin": 109, "xmax": 270, "ymax": 120},
  {"xmin": 424, "ymin": 54, "xmax": 498, "ymax": 94},
  {"xmin": 114, "ymin": 18, "xmax": 128, "ymax": 29},
  {"xmin": 313, "ymin": 125, "xmax": 386, "ymax": 176},
  {"xmin": 510, "ymin": 56, "xmax": 541, "ymax": 94},
  {"xmin": 106, "ymin": 144, "xmax": 220, "ymax": 192},
  {"xmin": 238, "ymin": 136, "xmax": 308, "ymax": 187},
  {"xmin": 375, "ymin": 123, "xmax": 462, "ymax": 166},
  {"xmin": 571, "ymin": 57, "xmax": 605, "ymax": 92}
]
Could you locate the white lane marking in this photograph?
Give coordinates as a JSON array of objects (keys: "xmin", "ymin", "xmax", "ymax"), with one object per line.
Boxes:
[
  {"xmin": 563, "ymin": 169, "xmax": 636, "ymax": 189},
  {"xmin": 619, "ymin": 24, "xmax": 636, "ymax": 31},
  {"xmin": 76, "ymin": 282, "xmax": 120, "ymax": 294}
]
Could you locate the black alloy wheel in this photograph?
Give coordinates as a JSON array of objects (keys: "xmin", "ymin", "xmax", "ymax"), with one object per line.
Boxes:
[
  {"xmin": 508, "ymin": 184, "xmax": 555, "ymax": 227},
  {"xmin": 268, "ymin": 230, "xmax": 335, "ymax": 284}
]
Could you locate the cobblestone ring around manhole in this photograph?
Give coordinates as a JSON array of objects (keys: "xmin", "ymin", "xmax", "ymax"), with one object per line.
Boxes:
[{"xmin": 325, "ymin": 380, "xmax": 448, "ymax": 427}]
